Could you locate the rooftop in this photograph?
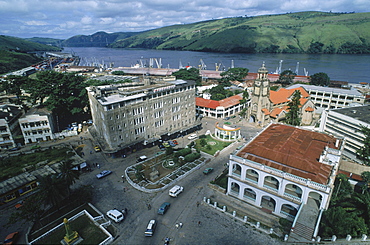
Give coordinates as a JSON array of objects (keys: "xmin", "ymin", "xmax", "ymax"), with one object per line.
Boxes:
[
  {"xmin": 237, "ymin": 124, "xmax": 340, "ymax": 185},
  {"xmin": 195, "ymin": 94, "xmax": 243, "ymax": 109},
  {"xmin": 329, "ymin": 105, "xmax": 370, "ymax": 123},
  {"xmin": 287, "ymin": 84, "xmax": 363, "ymax": 96}
]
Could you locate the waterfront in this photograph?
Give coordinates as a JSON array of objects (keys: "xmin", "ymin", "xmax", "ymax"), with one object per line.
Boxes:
[{"xmin": 64, "ymin": 47, "xmax": 369, "ymax": 83}]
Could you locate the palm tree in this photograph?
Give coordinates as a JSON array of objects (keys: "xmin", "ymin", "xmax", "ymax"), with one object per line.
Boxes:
[
  {"xmin": 58, "ymin": 160, "xmax": 80, "ymax": 196},
  {"xmin": 37, "ymin": 174, "xmax": 65, "ymax": 210}
]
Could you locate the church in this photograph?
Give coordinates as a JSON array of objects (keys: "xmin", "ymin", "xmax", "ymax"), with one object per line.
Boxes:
[{"xmin": 247, "ymin": 63, "xmax": 315, "ymax": 127}]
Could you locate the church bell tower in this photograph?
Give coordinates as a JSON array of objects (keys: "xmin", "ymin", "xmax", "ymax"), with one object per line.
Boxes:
[{"xmin": 248, "ymin": 63, "xmax": 271, "ymax": 126}]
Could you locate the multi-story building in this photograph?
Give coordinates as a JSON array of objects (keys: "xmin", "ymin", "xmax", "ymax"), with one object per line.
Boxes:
[
  {"xmin": 227, "ymin": 123, "xmax": 343, "ymax": 221},
  {"xmin": 287, "ymin": 84, "xmax": 365, "ymax": 110},
  {"xmin": 0, "ymin": 104, "xmax": 23, "ymax": 149},
  {"xmin": 87, "ymin": 78, "xmax": 200, "ymax": 153},
  {"xmin": 195, "ymin": 94, "xmax": 246, "ymax": 119},
  {"xmin": 319, "ymin": 105, "xmax": 370, "ymax": 163},
  {"xmin": 18, "ymin": 107, "xmax": 56, "ymax": 144}
]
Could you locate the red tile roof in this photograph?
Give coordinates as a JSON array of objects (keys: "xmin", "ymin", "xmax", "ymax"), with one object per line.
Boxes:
[
  {"xmin": 270, "ymin": 87, "xmax": 310, "ymax": 105},
  {"xmin": 196, "ymin": 94, "xmax": 242, "ymax": 109},
  {"xmin": 261, "ymin": 108, "xmax": 270, "ymax": 115},
  {"xmin": 305, "ymin": 106, "xmax": 314, "ymax": 112},
  {"xmin": 237, "ymin": 124, "xmax": 339, "ymax": 185},
  {"xmin": 270, "ymin": 108, "xmax": 284, "ymax": 118}
]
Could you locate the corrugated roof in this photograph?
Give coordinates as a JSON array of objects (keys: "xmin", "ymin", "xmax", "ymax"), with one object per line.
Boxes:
[{"xmin": 237, "ymin": 124, "xmax": 338, "ymax": 185}]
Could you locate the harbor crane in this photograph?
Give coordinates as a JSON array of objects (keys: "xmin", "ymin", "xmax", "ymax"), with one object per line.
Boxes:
[{"xmin": 199, "ymin": 59, "xmax": 206, "ymax": 70}]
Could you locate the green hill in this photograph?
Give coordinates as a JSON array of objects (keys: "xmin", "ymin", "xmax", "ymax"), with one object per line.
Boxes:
[
  {"xmin": 0, "ymin": 35, "xmax": 61, "ymax": 52},
  {"xmin": 0, "ymin": 35, "xmax": 61, "ymax": 74},
  {"xmin": 25, "ymin": 37, "xmax": 63, "ymax": 47},
  {"xmin": 110, "ymin": 11, "xmax": 370, "ymax": 54},
  {"xmin": 62, "ymin": 31, "xmax": 140, "ymax": 47}
]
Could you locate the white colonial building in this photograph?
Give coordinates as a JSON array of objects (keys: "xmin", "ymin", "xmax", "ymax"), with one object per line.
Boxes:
[
  {"xmin": 227, "ymin": 123, "xmax": 343, "ymax": 221},
  {"xmin": 19, "ymin": 107, "xmax": 56, "ymax": 144}
]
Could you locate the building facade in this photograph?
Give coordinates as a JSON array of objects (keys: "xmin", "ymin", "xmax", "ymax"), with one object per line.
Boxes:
[
  {"xmin": 0, "ymin": 104, "xmax": 23, "ymax": 149},
  {"xmin": 195, "ymin": 94, "xmax": 246, "ymax": 119},
  {"xmin": 227, "ymin": 123, "xmax": 343, "ymax": 220},
  {"xmin": 18, "ymin": 107, "xmax": 56, "ymax": 144},
  {"xmin": 319, "ymin": 105, "xmax": 370, "ymax": 163},
  {"xmin": 287, "ymin": 84, "xmax": 365, "ymax": 110},
  {"xmin": 248, "ymin": 64, "xmax": 315, "ymax": 127},
  {"xmin": 87, "ymin": 78, "xmax": 200, "ymax": 152}
]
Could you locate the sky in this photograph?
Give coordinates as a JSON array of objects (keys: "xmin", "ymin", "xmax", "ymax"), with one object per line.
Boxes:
[{"xmin": 0, "ymin": 0, "xmax": 369, "ymax": 40}]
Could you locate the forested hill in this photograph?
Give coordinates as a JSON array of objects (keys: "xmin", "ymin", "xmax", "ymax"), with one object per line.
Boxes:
[
  {"xmin": 110, "ymin": 11, "xmax": 370, "ymax": 54},
  {"xmin": 0, "ymin": 35, "xmax": 61, "ymax": 74},
  {"xmin": 62, "ymin": 31, "xmax": 140, "ymax": 47}
]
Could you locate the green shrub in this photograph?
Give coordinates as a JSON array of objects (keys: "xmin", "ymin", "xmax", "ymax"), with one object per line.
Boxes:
[
  {"xmin": 174, "ymin": 148, "xmax": 192, "ymax": 157},
  {"xmin": 184, "ymin": 152, "xmax": 201, "ymax": 162}
]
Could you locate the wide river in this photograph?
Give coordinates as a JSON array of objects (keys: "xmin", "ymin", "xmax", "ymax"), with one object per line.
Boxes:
[{"xmin": 63, "ymin": 47, "xmax": 369, "ymax": 84}]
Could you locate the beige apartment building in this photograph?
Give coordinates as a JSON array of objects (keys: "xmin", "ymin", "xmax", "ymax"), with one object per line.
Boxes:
[{"xmin": 87, "ymin": 77, "xmax": 200, "ymax": 153}]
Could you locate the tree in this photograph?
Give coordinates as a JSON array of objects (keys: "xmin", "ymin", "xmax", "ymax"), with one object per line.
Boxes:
[
  {"xmin": 220, "ymin": 67, "xmax": 249, "ymax": 85},
  {"xmin": 200, "ymin": 138, "xmax": 207, "ymax": 147},
  {"xmin": 357, "ymin": 126, "xmax": 370, "ymax": 166},
  {"xmin": 58, "ymin": 160, "xmax": 80, "ymax": 196},
  {"xmin": 172, "ymin": 67, "xmax": 201, "ymax": 86},
  {"xmin": 320, "ymin": 206, "xmax": 368, "ymax": 238},
  {"xmin": 209, "ymin": 84, "xmax": 233, "ymax": 101},
  {"xmin": 37, "ymin": 174, "xmax": 65, "ymax": 210},
  {"xmin": 277, "ymin": 70, "xmax": 296, "ymax": 87},
  {"xmin": 6, "ymin": 193, "xmax": 44, "ymax": 228},
  {"xmin": 285, "ymin": 90, "xmax": 301, "ymax": 126},
  {"xmin": 330, "ymin": 173, "xmax": 353, "ymax": 205},
  {"xmin": 309, "ymin": 72, "xmax": 330, "ymax": 86},
  {"xmin": 361, "ymin": 171, "xmax": 370, "ymax": 193},
  {"xmin": 1, "ymin": 75, "xmax": 30, "ymax": 105}
]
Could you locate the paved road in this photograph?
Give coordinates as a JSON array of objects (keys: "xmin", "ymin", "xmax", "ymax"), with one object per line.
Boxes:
[{"xmin": 1, "ymin": 119, "xmax": 280, "ymax": 245}]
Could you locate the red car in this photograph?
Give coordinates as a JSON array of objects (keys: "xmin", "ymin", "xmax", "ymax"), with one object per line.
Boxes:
[
  {"xmin": 172, "ymin": 140, "xmax": 178, "ymax": 145},
  {"xmin": 3, "ymin": 232, "xmax": 19, "ymax": 245}
]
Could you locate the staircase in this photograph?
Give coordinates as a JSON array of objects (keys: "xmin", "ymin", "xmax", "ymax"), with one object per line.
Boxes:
[{"xmin": 288, "ymin": 199, "xmax": 321, "ymax": 243}]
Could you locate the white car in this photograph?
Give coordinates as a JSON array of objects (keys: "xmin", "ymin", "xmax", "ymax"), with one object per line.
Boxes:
[
  {"xmin": 96, "ymin": 170, "xmax": 112, "ymax": 179},
  {"xmin": 187, "ymin": 134, "xmax": 197, "ymax": 140},
  {"xmin": 169, "ymin": 185, "xmax": 184, "ymax": 197},
  {"xmin": 107, "ymin": 209, "xmax": 124, "ymax": 223}
]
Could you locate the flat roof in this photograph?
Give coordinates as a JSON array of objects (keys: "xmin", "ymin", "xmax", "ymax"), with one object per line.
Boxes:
[
  {"xmin": 330, "ymin": 105, "xmax": 370, "ymax": 123},
  {"xmin": 288, "ymin": 84, "xmax": 363, "ymax": 96},
  {"xmin": 237, "ymin": 124, "xmax": 339, "ymax": 185}
]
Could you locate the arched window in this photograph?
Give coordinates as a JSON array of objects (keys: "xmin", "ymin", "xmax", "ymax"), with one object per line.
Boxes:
[
  {"xmin": 263, "ymin": 176, "xmax": 279, "ymax": 191},
  {"xmin": 232, "ymin": 164, "xmax": 242, "ymax": 177},
  {"xmin": 246, "ymin": 169, "xmax": 259, "ymax": 184},
  {"xmin": 284, "ymin": 183, "xmax": 303, "ymax": 200},
  {"xmin": 243, "ymin": 188, "xmax": 256, "ymax": 201}
]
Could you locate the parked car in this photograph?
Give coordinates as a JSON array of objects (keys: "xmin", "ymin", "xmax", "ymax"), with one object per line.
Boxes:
[
  {"xmin": 96, "ymin": 170, "xmax": 112, "ymax": 179},
  {"xmin": 106, "ymin": 209, "xmax": 124, "ymax": 223},
  {"xmin": 94, "ymin": 145, "xmax": 101, "ymax": 152},
  {"xmin": 144, "ymin": 219, "xmax": 157, "ymax": 237},
  {"xmin": 168, "ymin": 141, "xmax": 176, "ymax": 147},
  {"xmin": 162, "ymin": 142, "xmax": 170, "ymax": 148},
  {"xmin": 224, "ymin": 117, "xmax": 231, "ymax": 120},
  {"xmin": 187, "ymin": 134, "xmax": 197, "ymax": 140},
  {"xmin": 172, "ymin": 140, "xmax": 178, "ymax": 145},
  {"xmin": 157, "ymin": 202, "xmax": 171, "ymax": 215},
  {"xmin": 158, "ymin": 144, "xmax": 165, "ymax": 150},
  {"xmin": 203, "ymin": 168, "xmax": 214, "ymax": 175},
  {"xmin": 3, "ymin": 232, "xmax": 19, "ymax": 245}
]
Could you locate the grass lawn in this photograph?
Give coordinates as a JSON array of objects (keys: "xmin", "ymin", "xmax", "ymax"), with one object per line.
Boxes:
[
  {"xmin": 194, "ymin": 135, "xmax": 233, "ymax": 155},
  {"xmin": 0, "ymin": 147, "xmax": 73, "ymax": 181}
]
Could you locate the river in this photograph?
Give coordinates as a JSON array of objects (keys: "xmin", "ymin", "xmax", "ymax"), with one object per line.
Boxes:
[{"xmin": 63, "ymin": 47, "xmax": 369, "ymax": 83}]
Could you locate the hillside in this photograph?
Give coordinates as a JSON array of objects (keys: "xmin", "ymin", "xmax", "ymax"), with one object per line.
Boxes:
[
  {"xmin": 25, "ymin": 37, "xmax": 63, "ymax": 47},
  {"xmin": 62, "ymin": 31, "xmax": 140, "ymax": 47},
  {"xmin": 110, "ymin": 11, "xmax": 370, "ymax": 54},
  {"xmin": 0, "ymin": 35, "xmax": 61, "ymax": 52},
  {"xmin": 0, "ymin": 35, "xmax": 61, "ymax": 74}
]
